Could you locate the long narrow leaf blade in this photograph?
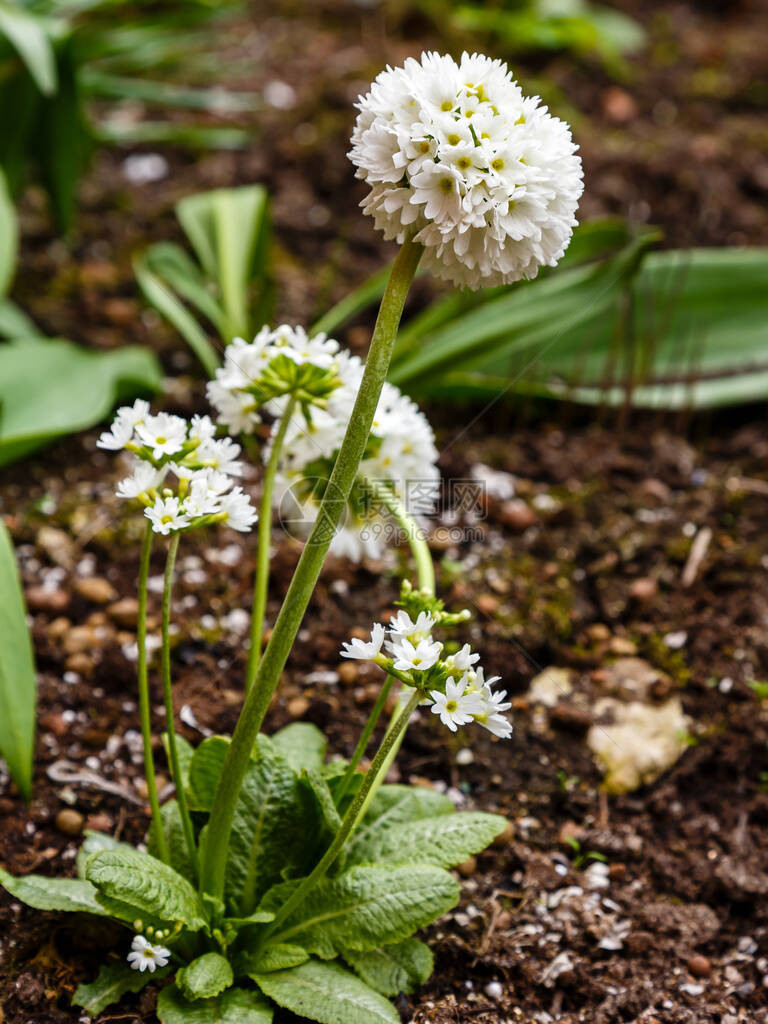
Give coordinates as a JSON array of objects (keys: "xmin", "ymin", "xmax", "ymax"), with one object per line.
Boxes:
[
  {"xmin": 0, "ymin": 520, "xmax": 36, "ymax": 799},
  {"xmin": 0, "ymin": 2, "xmax": 57, "ymax": 95},
  {"xmin": 134, "ymin": 257, "xmax": 221, "ymax": 377}
]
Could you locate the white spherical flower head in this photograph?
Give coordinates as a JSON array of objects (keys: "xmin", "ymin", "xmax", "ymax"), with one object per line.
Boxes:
[
  {"xmin": 349, "ymin": 51, "xmax": 584, "ymax": 289},
  {"xmin": 127, "ymin": 934, "xmax": 171, "ymax": 973}
]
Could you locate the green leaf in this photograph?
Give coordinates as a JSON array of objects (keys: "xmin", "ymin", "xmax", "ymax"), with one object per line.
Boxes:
[
  {"xmin": 163, "ymin": 731, "xmax": 195, "ymax": 791},
  {"xmin": 240, "ymin": 942, "xmax": 309, "ymax": 975},
  {"xmin": 343, "ymin": 938, "xmax": 434, "ymax": 996},
  {"xmin": 73, "ymin": 961, "xmax": 171, "ymax": 1015},
  {"xmin": 0, "ymin": 520, "xmax": 36, "ymax": 798},
  {"xmin": 348, "ymin": 812, "xmax": 506, "ymax": 870},
  {"xmin": 176, "ymin": 185, "xmax": 270, "ymax": 341},
  {"xmin": 389, "ymin": 231, "xmax": 657, "ymax": 388},
  {"xmin": 0, "ymin": 337, "xmax": 162, "ymax": 468},
  {"xmin": 271, "ymin": 722, "xmax": 326, "ymax": 774},
  {"xmin": 85, "ymin": 849, "xmax": 207, "ymax": 930},
  {"xmin": 225, "ymin": 736, "xmax": 308, "ymax": 915},
  {"xmin": 35, "ymin": 43, "xmax": 91, "ymax": 231},
  {"xmin": 148, "ymin": 800, "xmax": 196, "ymax": 884},
  {"xmin": 0, "ymin": 2, "xmax": 57, "ymax": 95},
  {"xmin": 76, "ymin": 830, "xmax": 136, "ymax": 879},
  {"xmin": 188, "ymin": 735, "xmax": 230, "ymax": 811},
  {"xmin": 157, "ymin": 984, "xmax": 273, "ymax": 1024},
  {"xmin": 0, "ymin": 866, "xmax": 106, "ymax": 915},
  {"xmin": 254, "ymin": 959, "xmax": 399, "ymax": 1024},
  {"xmin": 346, "ymin": 785, "xmax": 454, "ymax": 865},
  {"xmin": 223, "ymin": 909, "xmax": 275, "ymax": 929},
  {"xmin": 177, "ymin": 952, "xmax": 233, "ymax": 1000},
  {"xmin": 0, "ymin": 168, "xmax": 18, "ymax": 295},
  {"xmin": 0, "ymin": 298, "xmax": 38, "ymax": 338},
  {"xmin": 134, "ymin": 254, "xmax": 221, "ymax": 379},
  {"xmin": 302, "ymin": 769, "xmax": 341, "ymax": 836},
  {"xmin": 267, "ymin": 864, "xmax": 459, "ymax": 958}
]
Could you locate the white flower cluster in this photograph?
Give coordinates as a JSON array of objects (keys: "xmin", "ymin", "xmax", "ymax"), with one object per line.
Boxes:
[
  {"xmin": 341, "ymin": 610, "xmax": 512, "ymax": 738},
  {"xmin": 206, "ymin": 324, "xmax": 340, "ymax": 434},
  {"xmin": 273, "ymin": 351, "xmax": 440, "ymax": 561},
  {"xmin": 349, "ymin": 51, "xmax": 583, "ymax": 289},
  {"xmin": 98, "ymin": 400, "xmax": 257, "ymax": 534},
  {"xmin": 127, "ymin": 934, "xmax": 170, "ymax": 973}
]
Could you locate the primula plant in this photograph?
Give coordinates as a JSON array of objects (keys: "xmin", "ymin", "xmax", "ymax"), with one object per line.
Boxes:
[{"xmin": 0, "ymin": 52, "xmax": 581, "ymax": 1024}]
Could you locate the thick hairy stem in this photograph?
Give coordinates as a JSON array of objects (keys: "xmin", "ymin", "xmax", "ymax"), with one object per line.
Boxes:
[
  {"xmin": 245, "ymin": 393, "xmax": 298, "ymax": 693},
  {"xmin": 136, "ymin": 523, "xmax": 168, "ymax": 862},
  {"xmin": 266, "ymin": 688, "xmax": 423, "ymax": 942},
  {"xmin": 160, "ymin": 532, "xmax": 199, "ymax": 880},
  {"xmin": 200, "ymin": 238, "xmax": 423, "ymax": 899}
]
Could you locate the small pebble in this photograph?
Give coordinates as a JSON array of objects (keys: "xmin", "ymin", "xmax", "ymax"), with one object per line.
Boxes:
[
  {"xmin": 107, "ymin": 598, "xmax": 139, "ymax": 627},
  {"xmin": 287, "ymin": 696, "xmax": 310, "ymax": 718},
  {"xmin": 75, "ymin": 577, "xmax": 117, "ymax": 604},
  {"xmin": 456, "ymin": 748, "xmax": 474, "ymax": 766},
  {"xmin": 688, "ymin": 955, "xmax": 711, "ymax": 978},
  {"xmin": 457, "ymin": 856, "xmax": 477, "ymax": 877},
  {"xmin": 25, "ymin": 586, "xmax": 70, "ymax": 614},
  {"xmin": 630, "ymin": 577, "xmax": 658, "ymax": 601},
  {"xmin": 55, "ymin": 808, "xmax": 84, "ymax": 836},
  {"xmin": 492, "ymin": 821, "xmax": 514, "ymax": 847},
  {"xmin": 484, "ymin": 980, "xmax": 503, "ymax": 1000},
  {"xmin": 499, "ymin": 499, "xmax": 537, "ymax": 531}
]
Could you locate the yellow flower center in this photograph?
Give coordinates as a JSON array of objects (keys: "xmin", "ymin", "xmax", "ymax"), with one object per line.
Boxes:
[{"xmin": 445, "ymin": 700, "xmax": 458, "ymax": 713}]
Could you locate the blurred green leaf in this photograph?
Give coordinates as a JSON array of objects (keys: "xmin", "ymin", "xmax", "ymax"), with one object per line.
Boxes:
[
  {"xmin": 390, "ymin": 243, "xmax": 768, "ymax": 412},
  {"xmin": 136, "ymin": 185, "xmax": 272, "ymax": 374},
  {"xmin": 0, "ymin": 168, "xmax": 18, "ymax": 294},
  {"xmin": 0, "ymin": 520, "xmax": 36, "ymax": 799},
  {"xmin": 0, "ymin": 336, "xmax": 162, "ymax": 466},
  {"xmin": 0, "ymin": 1, "xmax": 57, "ymax": 94}
]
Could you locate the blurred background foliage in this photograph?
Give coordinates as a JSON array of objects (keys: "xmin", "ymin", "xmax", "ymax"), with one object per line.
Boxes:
[{"xmin": 0, "ymin": 0, "xmax": 258, "ymax": 229}]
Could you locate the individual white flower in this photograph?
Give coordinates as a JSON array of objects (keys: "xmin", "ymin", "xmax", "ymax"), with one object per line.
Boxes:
[
  {"xmin": 388, "ymin": 610, "xmax": 436, "ymax": 640},
  {"xmin": 390, "ymin": 636, "xmax": 443, "ymax": 672},
  {"xmin": 429, "ymin": 676, "xmax": 487, "ymax": 732},
  {"xmin": 135, "ymin": 412, "xmax": 188, "ymax": 459},
  {"xmin": 127, "ymin": 934, "xmax": 171, "ymax": 973},
  {"xmin": 189, "ymin": 414, "xmax": 217, "ymax": 443},
  {"xmin": 115, "ymin": 460, "xmax": 165, "ymax": 500},
  {"xmin": 268, "ymin": 324, "xmax": 340, "ymax": 370},
  {"xmin": 341, "ymin": 623, "xmax": 386, "ymax": 660},
  {"xmin": 349, "ymin": 51, "xmax": 583, "ymax": 289},
  {"xmin": 197, "ymin": 437, "xmax": 243, "ymax": 477},
  {"xmin": 183, "ymin": 473, "xmax": 224, "ymax": 518},
  {"xmin": 472, "ymin": 678, "xmax": 513, "ymax": 738},
  {"xmin": 97, "ymin": 409, "xmax": 135, "ymax": 451},
  {"xmin": 145, "ymin": 496, "xmax": 189, "ymax": 535},
  {"xmin": 445, "ymin": 643, "xmax": 481, "ymax": 674},
  {"xmin": 218, "ymin": 487, "xmax": 257, "ymax": 532}
]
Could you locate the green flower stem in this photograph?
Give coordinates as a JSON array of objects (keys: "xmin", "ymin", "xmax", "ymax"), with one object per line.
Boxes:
[
  {"xmin": 245, "ymin": 393, "xmax": 298, "ymax": 693},
  {"xmin": 200, "ymin": 237, "xmax": 423, "ymax": 899},
  {"xmin": 361, "ymin": 475, "xmax": 435, "ymax": 594},
  {"xmin": 160, "ymin": 533, "xmax": 199, "ymax": 880},
  {"xmin": 334, "ymin": 478, "xmax": 435, "ymax": 802},
  {"xmin": 136, "ymin": 523, "xmax": 168, "ymax": 863},
  {"xmin": 266, "ymin": 688, "xmax": 423, "ymax": 943},
  {"xmin": 334, "ymin": 675, "xmax": 394, "ymax": 805},
  {"xmin": 356, "ymin": 479, "xmax": 437, "ymax": 821}
]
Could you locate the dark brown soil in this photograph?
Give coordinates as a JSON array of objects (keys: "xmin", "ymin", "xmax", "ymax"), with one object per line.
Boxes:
[{"xmin": 2, "ymin": 0, "xmax": 768, "ymax": 1022}]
